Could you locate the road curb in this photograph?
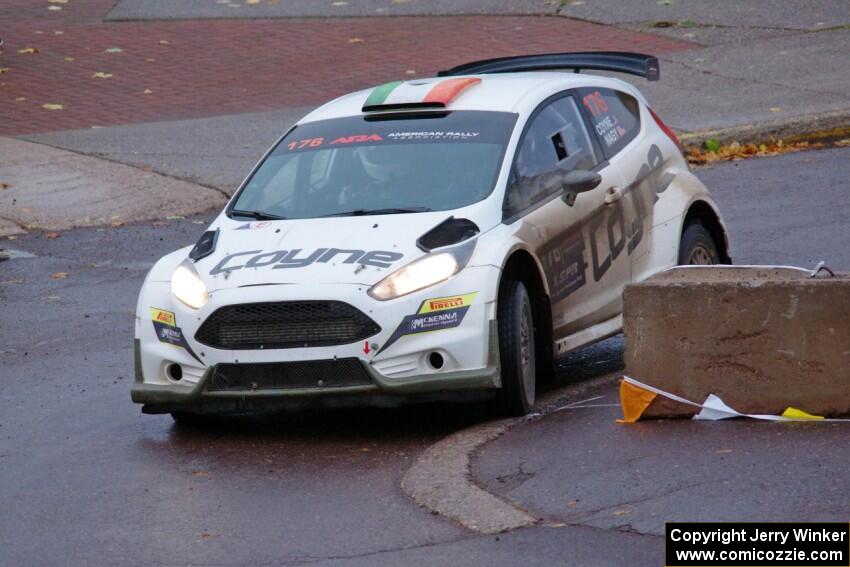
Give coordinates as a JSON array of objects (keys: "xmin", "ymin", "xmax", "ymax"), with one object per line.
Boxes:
[
  {"xmin": 401, "ymin": 372, "xmax": 620, "ymax": 534},
  {"xmin": 679, "ymin": 109, "xmax": 850, "ymax": 149}
]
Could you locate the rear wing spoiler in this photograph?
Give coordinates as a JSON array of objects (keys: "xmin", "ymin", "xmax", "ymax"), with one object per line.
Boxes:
[{"xmin": 437, "ymin": 52, "xmax": 659, "ymax": 81}]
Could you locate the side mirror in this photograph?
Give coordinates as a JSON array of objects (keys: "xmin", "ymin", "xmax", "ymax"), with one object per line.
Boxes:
[{"xmin": 561, "ymin": 170, "xmax": 602, "ymax": 205}]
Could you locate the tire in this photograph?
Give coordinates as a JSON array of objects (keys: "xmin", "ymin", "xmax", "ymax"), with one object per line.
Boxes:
[
  {"xmin": 496, "ymin": 280, "xmax": 536, "ymax": 416},
  {"xmin": 678, "ymin": 222, "xmax": 720, "ymax": 265}
]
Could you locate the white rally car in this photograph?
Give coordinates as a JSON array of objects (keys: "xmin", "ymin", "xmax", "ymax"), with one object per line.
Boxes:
[{"xmin": 132, "ymin": 52, "xmax": 730, "ymax": 420}]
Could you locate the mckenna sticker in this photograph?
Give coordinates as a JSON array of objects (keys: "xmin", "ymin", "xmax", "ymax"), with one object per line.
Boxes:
[
  {"xmin": 377, "ymin": 293, "xmax": 477, "ymax": 353},
  {"xmin": 149, "ymin": 307, "xmax": 203, "ymax": 364}
]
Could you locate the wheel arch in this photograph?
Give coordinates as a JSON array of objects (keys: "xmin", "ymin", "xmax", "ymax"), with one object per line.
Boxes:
[
  {"xmin": 499, "ymin": 248, "xmax": 554, "ymax": 382},
  {"xmin": 682, "ymin": 200, "xmax": 732, "ymax": 264}
]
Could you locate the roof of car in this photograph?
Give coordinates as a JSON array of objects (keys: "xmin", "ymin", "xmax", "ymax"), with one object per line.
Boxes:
[{"xmin": 299, "ymin": 72, "xmax": 645, "ymax": 124}]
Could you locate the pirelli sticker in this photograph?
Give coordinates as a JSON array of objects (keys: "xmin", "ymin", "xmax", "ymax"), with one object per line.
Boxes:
[
  {"xmin": 149, "ymin": 307, "xmax": 203, "ymax": 364},
  {"xmin": 377, "ymin": 293, "xmax": 477, "ymax": 354}
]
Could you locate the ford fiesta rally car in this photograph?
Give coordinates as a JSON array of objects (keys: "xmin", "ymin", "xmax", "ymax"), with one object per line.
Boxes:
[{"xmin": 132, "ymin": 52, "xmax": 730, "ymax": 420}]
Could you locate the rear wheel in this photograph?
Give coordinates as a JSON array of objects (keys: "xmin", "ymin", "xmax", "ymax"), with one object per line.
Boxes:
[
  {"xmin": 496, "ymin": 280, "xmax": 536, "ymax": 416},
  {"xmin": 678, "ymin": 222, "xmax": 720, "ymax": 265}
]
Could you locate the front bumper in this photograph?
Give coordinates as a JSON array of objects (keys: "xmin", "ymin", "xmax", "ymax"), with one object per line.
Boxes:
[
  {"xmin": 132, "ymin": 321, "xmax": 500, "ymax": 413},
  {"xmin": 133, "ymin": 265, "xmax": 502, "ymax": 413}
]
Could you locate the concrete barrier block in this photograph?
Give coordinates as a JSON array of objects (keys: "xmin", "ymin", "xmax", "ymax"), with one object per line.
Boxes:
[{"xmin": 623, "ymin": 267, "xmax": 850, "ymax": 417}]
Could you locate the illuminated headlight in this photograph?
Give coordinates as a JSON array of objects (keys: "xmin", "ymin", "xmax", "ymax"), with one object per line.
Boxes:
[
  {"xmin": 369, "ymin": 240, "xmax": 475, "ymax": 301},
  {"xmin": 171, "ymin": 260, "xmax": 208, "ymax": 309}
]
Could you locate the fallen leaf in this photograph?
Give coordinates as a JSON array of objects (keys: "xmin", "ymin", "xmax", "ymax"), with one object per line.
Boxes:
[
  {"xmin": 54, "ymin": 30, "xmax": 64, "ymax": 35},
  {"xmin": 834, "ymin": 138, "xmax": 850, "ymax": 147},
  {"xmin": 42, "ymin": 103, "xmax": 63, "ymax": 110},
  {"xmin": 703, "ymin": 138, "xmax": 720, "ymax": 152},
  {"xmin": 0, "ymin": 68, "xmax": 11, "ymax": 74},
  {"xmin": 47, "ymin": 0, "xmax": 68, "ymax": 4},
  {"xmin": 405, "ymin": 69, "xmax": 416, "ymax": 75},
  {"xmin": 44, "ymin": 232, "xmax": 61, "ymax": 239},
  {"xmin": 332, "ymin": 1, "xmax": 348, "ymax": 5},
  {"xmin": 51, "ymin": 272, "xmax": 69, "ymax": 280},
  {"xmin": 15, "ymin": 96, "xmax": 27, "ymax": 102},
  {"xmin": 246, "ymin": 0, "xmax": 260, "ymax": 4},
  {"xmin": 18, "ymin": 47, "xmax": 40, "ymax": 54},
  {"xmin": 612, "ymin": 509, "xmax": 630, "ymax": 516},
  {"xmin": 348, "ymin": 37, "xmax": 364, "ymax": 44},
  {"xmin": 47, "ymin": 5, "xmax": 63, "ymax": 10},
  {"xmin": 92, "ymin": 71, "xmax": 113, "ymax": 79},
  {"xmin": 191, "ymin": 471, "xmax": 209, "ymax": 477},
  {"xmin": 159, "ymin": 39, "xmax": 169, "ymax": 45},
  {"xmin": 0, "ymin": 183, "xmax": 11, "ymax": 190},
  {"xmin": 548, "ymin": 522, "xmax": 567, "ymax": 528},
  {"xmin": 104, "ymin": 47, "xmax": 123, "ymax": 53},
  {"xmin": 64, "ymin": 57, "xmax": 75, "ymax": 62},
  {"xmin": 769, "ymin": 106, "xmax": 781, "ymax": 112},
  {"xmin": 110, "ymin": 220, "xmax": 125, "ymax": 228},
  {"xmin": 143, "ymin": 88, "xmax": 153, "ymax": 94},
  {"xmin": 715, "ymin": 448, "xmax": 733, "ymax": 454},
  {"xmin": 145, "ymin": 58, "xmax": 155, "ymax": 62},
  {"xmin": 687, "ymin": 138, "xmax": 823, "ymax": 166}
]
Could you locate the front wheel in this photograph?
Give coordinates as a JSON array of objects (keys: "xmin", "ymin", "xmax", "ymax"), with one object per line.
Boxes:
[
  {"xmin": 678, "ymin": 222, "xmax": 720, "ymax": 265},
  {"xmin": 496, "ymin": 280, "xmax": 536, "ymax": 416}
]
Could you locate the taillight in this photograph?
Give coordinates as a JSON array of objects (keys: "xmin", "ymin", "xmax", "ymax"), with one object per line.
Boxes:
[{"xmin": 649, "ymin": 107, "xmax": 684, "ymax": 153}]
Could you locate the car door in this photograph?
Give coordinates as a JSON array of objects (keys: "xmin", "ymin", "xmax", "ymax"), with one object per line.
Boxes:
[
  {"xmin": 504, "ymin": 93, "xmax": 630, "ymax": 343},
  {"xmin": 576, "ymin": 87, "xmax": 656, "ymax": 282}
]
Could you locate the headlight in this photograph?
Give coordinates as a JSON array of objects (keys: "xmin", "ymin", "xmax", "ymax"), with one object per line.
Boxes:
[
  {"xmin": 369, "ymin": 240, "xmax": 475, "ymax": 301},
  {"xmin": 171, "ymin": 260, "xmax": 208, "ymax": 309}
]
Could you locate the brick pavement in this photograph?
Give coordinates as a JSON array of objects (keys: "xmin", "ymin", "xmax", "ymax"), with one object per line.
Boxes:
[{"xmin": 0, "ymin": 0, "xmax": 693, "ymax": 136}]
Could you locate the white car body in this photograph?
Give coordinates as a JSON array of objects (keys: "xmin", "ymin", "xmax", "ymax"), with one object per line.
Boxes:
[{"xmin": 132, "ymin": 53, "xmax": 729, "ymax": 415}]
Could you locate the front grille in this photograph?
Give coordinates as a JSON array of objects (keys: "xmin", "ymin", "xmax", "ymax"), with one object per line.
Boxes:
[
  {"xmin": 195, "ymin": 301, "xmax": 380, "ymax": 350},
  {"xmin": 204, "ymin": 358, "xmax": 373, "ymax": 392}
]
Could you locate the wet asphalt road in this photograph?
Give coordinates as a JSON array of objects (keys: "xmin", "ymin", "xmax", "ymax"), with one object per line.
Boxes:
[{"xmin": 1, "ymin": 146, "xmax": 848, "ymax": 566}]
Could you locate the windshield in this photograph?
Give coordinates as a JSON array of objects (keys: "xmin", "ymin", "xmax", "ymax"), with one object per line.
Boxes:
[{"xmin": 230, "ymin": 111, "xmax": 517, "ymax": 219}]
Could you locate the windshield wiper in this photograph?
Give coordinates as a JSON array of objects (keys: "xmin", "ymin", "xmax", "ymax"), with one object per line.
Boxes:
[
  {"xmin": 321, "ymin": 207, "xmax": 433, "ymax": 218},
  {"xmin": 230, "ymin": 209, "xmax": 287, "ymax": 221}
]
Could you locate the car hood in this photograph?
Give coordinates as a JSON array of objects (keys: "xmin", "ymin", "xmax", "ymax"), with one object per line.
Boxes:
[{"xmin": 196, "ymin": 214, "xmax": 451, "ymax": 291}]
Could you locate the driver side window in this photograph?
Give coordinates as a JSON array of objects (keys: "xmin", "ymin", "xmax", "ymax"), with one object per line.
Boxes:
[{"xmin": 504, "ymin": 95, "xmax": 598, "ymax": 219}]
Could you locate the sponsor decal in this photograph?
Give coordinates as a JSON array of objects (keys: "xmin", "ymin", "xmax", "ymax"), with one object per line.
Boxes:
[
  {"xmin": 419, "ymin": 292, "xmax": 477, "ymax": 314},
  {"xmin": 210, "ymin": 248, "xmax": 404, "ymax": 275},
  {"xmin": 235, "ymin": 221, "xmax": 271, "ymax": 230},
  {"xmin": 149, "ymin": 307, "xmax": 176, "ymax": 327},
  {"xmin": 377, "ymin": 292, "xmax": 477, "ymax": 354},
  {"xmin": 149, "ymin": 307, "xmax": 203, "ymax": 364},
  {"xmin": 538, "ymin": 231, "xmax": 588, "ymax": 303},
  {"xmin": 536, "ymin": 144, "xmax": 672, "ymax": 303}
]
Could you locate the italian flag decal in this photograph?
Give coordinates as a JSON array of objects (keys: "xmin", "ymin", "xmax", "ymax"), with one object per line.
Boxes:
[{"xmin": 363, "ymin": 77, "xmax": 481, "ymax": 111}]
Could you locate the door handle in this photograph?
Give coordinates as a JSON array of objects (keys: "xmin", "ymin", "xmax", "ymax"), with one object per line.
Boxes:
[{"xmin": 604, "ymin": 186, "xmax": 624, "ymax": 205}]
